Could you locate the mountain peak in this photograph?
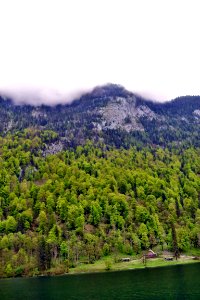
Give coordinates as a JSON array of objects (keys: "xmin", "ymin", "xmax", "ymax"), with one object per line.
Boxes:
[{"xmin": 89, "ymin": 84, "xmax": 132, "ymax": 98}]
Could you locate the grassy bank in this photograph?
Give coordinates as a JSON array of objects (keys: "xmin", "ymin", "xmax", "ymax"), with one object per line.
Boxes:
[
  {"xmin": 68, "ymin": 255, "xmax": 200, "ymax": 275},
  {"xmin": 1, "ymin": 252, "xmax": 200, "ymax": 278}
]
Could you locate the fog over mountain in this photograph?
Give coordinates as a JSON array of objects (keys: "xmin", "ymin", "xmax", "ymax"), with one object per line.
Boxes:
[
  {"xmin": 0, "ymin": 85, "xmax": 165, "ymax": 106},
  {"xmin": 0, "ymin": 87, "xmax": 93, "ymax": 106}
]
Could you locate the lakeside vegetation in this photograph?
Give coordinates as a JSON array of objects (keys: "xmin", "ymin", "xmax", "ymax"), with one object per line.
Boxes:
[
  {"xmin": 68, "ymin": 255, "xmax": 200, "ymax": 275},
  {"xmin": 0, "ymin": 129, "xmax": 200, "ymax": 278}
]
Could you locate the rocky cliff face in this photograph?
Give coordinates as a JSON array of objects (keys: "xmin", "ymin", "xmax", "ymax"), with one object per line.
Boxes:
[{"xmin": 99, "ymin": 96, "xmax": 160, "ymax": 132}]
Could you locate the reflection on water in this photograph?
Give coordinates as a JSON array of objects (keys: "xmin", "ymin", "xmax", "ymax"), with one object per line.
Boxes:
[{"xmin": 0, "ymin": 263, "xmax": 200, "ymax": 300}]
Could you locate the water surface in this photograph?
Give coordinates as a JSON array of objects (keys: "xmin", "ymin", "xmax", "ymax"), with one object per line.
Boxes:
[{"xmin": 0, "ymin": 263, "xmax": 200, "ymax": 299}]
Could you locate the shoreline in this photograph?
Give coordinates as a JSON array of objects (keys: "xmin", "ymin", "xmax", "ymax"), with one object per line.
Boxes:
[
  {"xmin": 1, "ymin": 255, "xmax": 199, "ymax": 280},
  {"xmin": 68, "ymin": 256, "xmax": 200, "ymax": 276}
]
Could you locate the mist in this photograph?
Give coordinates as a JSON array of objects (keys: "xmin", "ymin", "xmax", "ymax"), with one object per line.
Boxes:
[
  {"xmin": 0, "ymin": 87, "xmax": 94, "ymax": 106},
  {"xmin": 1, "ymin": 1, "xmax": 200, "ymax": 105}
]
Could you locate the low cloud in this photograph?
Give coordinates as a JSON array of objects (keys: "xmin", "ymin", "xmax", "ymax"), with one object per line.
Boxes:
[{"xmin": 0, "ymin": 87, "xmax": 94, "ymax": 106}]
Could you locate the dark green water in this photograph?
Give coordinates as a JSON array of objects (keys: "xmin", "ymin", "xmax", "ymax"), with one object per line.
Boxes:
[{"xmin": 0, "ymin": 263, "xmax": 200, "ymax": 300}]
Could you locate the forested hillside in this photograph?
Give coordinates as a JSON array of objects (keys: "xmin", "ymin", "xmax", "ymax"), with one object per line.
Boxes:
[{"xmin": 0, "ymin": 129, "xmax": 200, "ymax": 277}]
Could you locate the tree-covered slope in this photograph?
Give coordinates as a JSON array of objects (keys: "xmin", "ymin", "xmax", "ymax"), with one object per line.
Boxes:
[{"xmin": 0, "ymin": 130, "xmax": 200, "ymax": 277}]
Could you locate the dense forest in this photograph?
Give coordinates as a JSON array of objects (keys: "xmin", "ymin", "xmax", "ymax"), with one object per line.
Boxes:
[{"xmin": 0, "ymin": 129, "xmax": 200, "ymax": 277}]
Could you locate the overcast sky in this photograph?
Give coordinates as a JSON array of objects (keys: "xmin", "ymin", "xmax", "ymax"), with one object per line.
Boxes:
[{"xmin": 0, "ymin": 0, "xmax": 200, "ymax": 104}]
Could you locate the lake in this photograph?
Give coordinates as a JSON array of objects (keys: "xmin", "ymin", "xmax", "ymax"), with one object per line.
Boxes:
[{"xmin": 0, "ymin": 263, "xmax": 200, "ymax": 299}]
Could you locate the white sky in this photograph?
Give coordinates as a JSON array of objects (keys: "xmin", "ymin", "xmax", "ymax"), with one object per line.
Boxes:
[{"xmin": 0, "ymin": 0, "xmax": 200, "ymax": 104}]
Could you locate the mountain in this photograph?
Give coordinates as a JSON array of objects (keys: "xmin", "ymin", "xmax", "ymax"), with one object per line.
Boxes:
[
  {"xmin": 0, "ymin": 84, "xmax": 200, "ymax": 149},
  {"xmin": 0, "ymin": 84, "xmax": 200, "ymax": 278}
]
